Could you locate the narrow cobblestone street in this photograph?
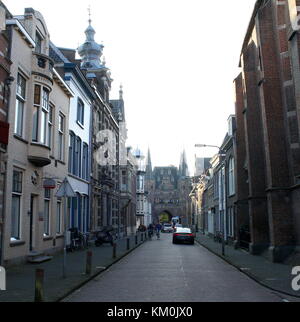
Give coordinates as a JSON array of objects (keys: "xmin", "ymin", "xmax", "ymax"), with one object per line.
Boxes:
[{"xmin": 64, "ymin": 234, "xmax": 284, "ymax": 302}]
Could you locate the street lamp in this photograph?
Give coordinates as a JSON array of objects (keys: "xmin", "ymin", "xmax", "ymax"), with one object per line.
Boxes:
[{"xmin": 195, "ymin": 144, "xmax": 226, "ymax": 256}]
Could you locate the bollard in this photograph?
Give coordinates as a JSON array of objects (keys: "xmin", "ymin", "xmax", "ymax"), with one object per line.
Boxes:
[
  {"xmin": 86, "ymin": 251, "xmax": 92, "ymax": 275},
  {"xmin": 113, "ymin": 242, "xmax": 117, "ymax": 259},
  {"xmin": 135, "ymin": 235, "xmax": 138, "ymax": 245},
  {"xmin": 35, "ymin": 269, "xmax": 44, "ymax": 302},
  {"xmin": 127, "ymin": 238, "xmax": 130, "ymax": 251}
]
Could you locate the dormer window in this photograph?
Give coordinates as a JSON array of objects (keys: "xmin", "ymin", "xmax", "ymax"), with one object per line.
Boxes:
[{"xmin": 35, "ymin": 32, "xmax": 43, "ymax": 54}]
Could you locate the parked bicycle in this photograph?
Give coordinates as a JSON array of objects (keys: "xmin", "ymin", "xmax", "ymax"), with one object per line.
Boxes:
[
  {"xmin": 214, "ymin": 231, "xmax": 223, "ymax": 243},
  {"xmin": 67, "ymin": 228, "xmax": 89, "ymax": 252}
]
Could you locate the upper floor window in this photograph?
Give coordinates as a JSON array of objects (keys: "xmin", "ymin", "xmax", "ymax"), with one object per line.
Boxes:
[
  {"xmin": 35, "ymin": 32, "xmax": 43, "ymax": 54},
  {"xmin": 82, "ymin": 143, "xmax": 89, "ymax": 180},
  {"xmin": 228, "ymin": 158, "xmax": 235, "ymax": 196},
  {"xmin": 32, "ymin": 85, "xmax": 51, "ymax": 146},
  {"xmin": 58, "ymin": 113, "xmax": 65, "ymax": 161},
  {"xmin": 77, "ymin": 99, "xmax": 84, "ymax": 126},
  {"xmin": 14, "ymin": 73, "xmax": 26, "ymax": 137},
  {"xmin": 68, "ymin": 132, "xmax": 75, "ymax": 174}
]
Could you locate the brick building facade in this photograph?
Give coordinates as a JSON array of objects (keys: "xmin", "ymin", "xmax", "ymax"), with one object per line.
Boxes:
[{"xmin": 234, "ymin": 0, "xmax": 300, "ymax": 262}]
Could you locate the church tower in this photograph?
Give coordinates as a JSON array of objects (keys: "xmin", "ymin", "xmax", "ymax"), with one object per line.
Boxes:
[{"xmin": 77, "ymin": 9, "xmax": 113, "ymax": 103}]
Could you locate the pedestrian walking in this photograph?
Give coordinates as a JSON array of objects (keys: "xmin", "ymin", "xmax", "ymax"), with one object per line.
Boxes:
[{"xmin": 155, "ymin": 223, "xmax": 162, "ymax": 240}]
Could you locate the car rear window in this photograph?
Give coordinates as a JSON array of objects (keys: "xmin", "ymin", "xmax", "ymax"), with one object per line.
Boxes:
[{"xmin": 176, "ymin": 228, "xmax": 192, "ymax": 234}]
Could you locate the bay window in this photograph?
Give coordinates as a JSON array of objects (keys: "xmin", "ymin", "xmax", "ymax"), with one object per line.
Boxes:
[{"xmin": 32, "ymin": 85, "xmax": 51, "ymax": 146}]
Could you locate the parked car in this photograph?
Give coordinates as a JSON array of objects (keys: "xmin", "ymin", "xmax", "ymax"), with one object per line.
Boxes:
[
  {"xmin": 162, "ymin": 223, "xmax": 173, "ymax": 233},
  {"xmin": 173, "ymin": 228, "xmax": 195, "ymax": 245}
]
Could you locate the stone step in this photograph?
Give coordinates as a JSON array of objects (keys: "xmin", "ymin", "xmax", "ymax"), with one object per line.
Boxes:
[
  {"xmin": 27, "ymin": 251, "xmax": 43, "ymax": 258},
  {"xmin": 27, "ymin": 255, "xmax": 53, "ymax": 264}
]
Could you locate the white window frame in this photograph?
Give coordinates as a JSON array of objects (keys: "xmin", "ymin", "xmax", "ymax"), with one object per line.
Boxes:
[
  {"xmin": 58, "ymin": 113, "xmax": 65, "ymax": 161},
  {"xmin": 14, "ymin": 74, "xmax": 26, "ymax": 137}
]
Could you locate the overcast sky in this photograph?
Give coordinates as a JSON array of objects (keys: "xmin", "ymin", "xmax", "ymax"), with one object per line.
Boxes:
[{"xmin": 7, "ymin": 0, "xmax": 257, "ymax": 173}]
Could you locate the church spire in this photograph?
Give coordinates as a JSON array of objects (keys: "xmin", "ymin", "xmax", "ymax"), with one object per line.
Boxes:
[
  {"xmin": 179, "ymin": 150, "xmax": 189, "ymax": 178},
  {"xmin": 145, "ymin": 148, "xmax": 153, "ymax": 180},
  {"xmin": 88, "ymin": 5, "xmax": 92, "ymax": 26}
]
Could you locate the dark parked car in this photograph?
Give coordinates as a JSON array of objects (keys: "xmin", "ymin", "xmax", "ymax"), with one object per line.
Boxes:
[{"xmin": 173, "ymin": 228, "xmax": 195, "ymax": 245}]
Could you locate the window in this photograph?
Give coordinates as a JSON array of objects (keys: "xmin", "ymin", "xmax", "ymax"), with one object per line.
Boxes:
[
  {"xmin": 44, "ymin": 189, "xmax": 51, "ymax": 236},
  {"xmin": 228, "ymin": 158, "xmax": 235, "ymax": 196},
  {"xmin": 35, "ymin": 32, "xmax": 43, "ymax": 54},
  {"xmin": 75, "ymin": 137, "xmax": 82, "ymax": 177},
  {"xmin": 58, "ymin": 114, "xmax": 65, "ymax": 161},
  {"xmin": 15, "ymin": 74, "xmax": 26, "ymax": 137},
  {"xmin": 48, "ymin": 104, "xmax": 53, "ymax": 148},
  {"xmin": 32, "ymin": 85, "xmax": 50, "ymax": 145},
  {"xmin": 11, "ymin": 170, "xmax": 23, "ymax": 240},
  {"xmin": 82, "ymin": 143, "xmax": 89, "ymax": 180},
  {"xmin": 41, "ymin": 89, "xmax": 50, "ymax": 145},
  {"xmin": 56, "ymin": 201, "xmax": 62, "ymax": 234},
  {"xmin": 77, "ymin": 99, "xmax": 84, "ymax": 126},
  {"xmin": 68, "ymin": 132, "xmax": 75, "ymax": 173}
]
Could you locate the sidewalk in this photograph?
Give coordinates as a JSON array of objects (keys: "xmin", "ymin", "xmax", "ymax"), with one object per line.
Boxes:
[
  {"xmin": 0, "ymin": 233, "xmax": 147, "ymax": 302},
  {"xmin": 196, "ymin": 233, "xmax": 300, "ymax": 298}
]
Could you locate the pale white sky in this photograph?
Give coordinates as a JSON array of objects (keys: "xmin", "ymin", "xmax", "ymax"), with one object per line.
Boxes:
[{"xmin": 7, "ymin": 0, "xmax": 257, "ymax": 173}]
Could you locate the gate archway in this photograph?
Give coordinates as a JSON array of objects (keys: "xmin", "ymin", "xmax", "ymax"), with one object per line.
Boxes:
[{"xmin": 158, "ymin": 210, "xmax": 173, "ymax": 224}]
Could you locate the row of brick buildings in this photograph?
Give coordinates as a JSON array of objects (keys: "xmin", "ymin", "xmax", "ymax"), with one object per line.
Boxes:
[
  {"xmin": 190, "ymin": 0, "xmax": 300, "ymax": 263},
  {"xmin": 0, "ymin": 1, "xmax": 150, "ymax": 267}
]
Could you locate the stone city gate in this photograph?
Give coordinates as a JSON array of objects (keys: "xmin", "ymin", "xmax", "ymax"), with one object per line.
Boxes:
[{"xmin": 152, "ymin": 204, "xmax": 187, "ymax": 224}]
